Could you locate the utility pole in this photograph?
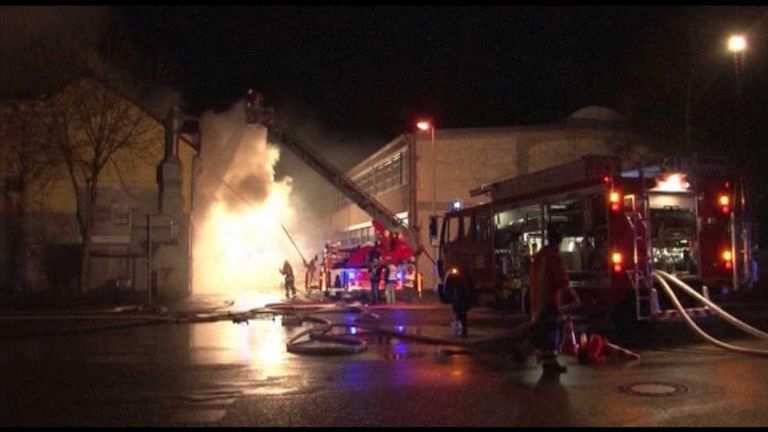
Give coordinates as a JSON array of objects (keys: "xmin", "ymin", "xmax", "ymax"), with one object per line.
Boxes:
[{"xmin": 147, "ymin": 214, "xmax": 152, "ymax": 305}]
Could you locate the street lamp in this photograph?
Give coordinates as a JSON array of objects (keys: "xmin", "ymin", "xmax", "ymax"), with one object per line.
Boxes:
[
  {"xmin": 726, "ymin": 33, "xmax": 751, "ymax": 289},
  {"xmin": 416, "ymin": 120, "xmax": 437, "ymax": 224},
  {"xmin": 727, "ymin": 34, "xmax": 746, "ymax": 54},
  {"xmin": 728, "ymin": 34, "xmax": 747, "ymax": 87}
]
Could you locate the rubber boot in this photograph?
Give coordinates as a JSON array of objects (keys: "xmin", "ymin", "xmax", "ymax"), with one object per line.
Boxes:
[{"xmin": 541, "ymin": 352, "xmax": 567, "ymax": 374}]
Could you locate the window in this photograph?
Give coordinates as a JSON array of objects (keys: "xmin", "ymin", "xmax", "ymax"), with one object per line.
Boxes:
[{"xmin": 401, "ymin": 151, "xmax": 409, "ymax": 186}]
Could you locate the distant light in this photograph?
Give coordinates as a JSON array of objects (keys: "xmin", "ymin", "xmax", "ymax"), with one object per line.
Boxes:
[
  {"xmin": 719, "ymin": 195, "xmax": 730, "ymax": 206},
  {"xmin": 653, "ymin": 173, "xmax": 690, "ymax": 192},
  {"xmin": 451, "ymin": 199, "xmax": 463, "ymax": 211},
  {"xmin": 416, "ymin": 120, "xmax": 431, "ymax": 131},
  {"xmin": 728, "ymin": 34, "xmax": 747, "ymax": 53}
]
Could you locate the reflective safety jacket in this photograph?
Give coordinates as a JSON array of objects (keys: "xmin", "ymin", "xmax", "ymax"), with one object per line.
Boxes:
[
  {"xmin": 403, "ymin": 263, "xmax": 416, "ymax": 288},
  {"xmin": 529, "ymin": 244, "xmax": 568, "ymax": 317}
]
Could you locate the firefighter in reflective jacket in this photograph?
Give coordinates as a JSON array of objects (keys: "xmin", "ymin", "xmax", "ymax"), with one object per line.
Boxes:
[
  {"xmin": 529, "ymin": 226, "xmax": 579, "ymax": 373},
  {"xmin": 402, "ymin": 258, "xmax": 417, "ymax": 302}
]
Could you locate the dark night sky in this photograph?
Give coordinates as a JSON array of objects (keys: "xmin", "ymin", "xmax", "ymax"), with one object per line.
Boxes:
[
  {"xmin": 116, "ymin": 6, "xmax": 656, "ymax": 135},
  {"xmin": 1, "ymin": 6, "xmax": 766, "ymax": 169}
]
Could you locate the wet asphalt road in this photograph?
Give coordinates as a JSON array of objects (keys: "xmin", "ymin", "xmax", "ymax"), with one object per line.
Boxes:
[{"xmin": 0, "ymin": 297, "xmax": 766, "ymax": 427}]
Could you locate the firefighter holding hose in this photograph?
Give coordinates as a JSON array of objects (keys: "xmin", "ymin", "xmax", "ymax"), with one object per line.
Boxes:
[
  {"xmin": 279, "ymin": 260, "xmax": 296, "ymax": 300},
  {"xmin": 529, "ymin": 224, "xmax": 580, "ymax": 374}
]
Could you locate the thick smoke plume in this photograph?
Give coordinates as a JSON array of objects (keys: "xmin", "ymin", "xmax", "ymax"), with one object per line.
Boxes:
[{"xmin": 192, "ymin": 101, "xmax": 320, "ymax": 303}]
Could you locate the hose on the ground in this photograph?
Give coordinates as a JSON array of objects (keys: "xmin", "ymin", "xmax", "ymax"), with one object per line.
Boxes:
[
  {"xmin": 652, "ymin": 272, "xmax": 768, "ymax": 357},
  {"xmin": 654, "ymin": 270, "xmax": 768, "ymax": 340}
]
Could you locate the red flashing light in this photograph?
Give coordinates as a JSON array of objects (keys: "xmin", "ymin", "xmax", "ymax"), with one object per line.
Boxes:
[
  {"xmin": 611, "ymin": 252, "xmax": 623, "ymax": 273},
  {"xmin": 719, "ymin": 194, "xmax": 731, "ymax": 214},
  {"xmin": 609, "ymin": 191, "xmax": 620, "ymax": 212},
  {"xmin": 722, "ymin": 249, "xmax": 733, "ymax": 270},
  {"xmin": 603, "ymin": 175, "xmax": 611, "ymax": 183}
]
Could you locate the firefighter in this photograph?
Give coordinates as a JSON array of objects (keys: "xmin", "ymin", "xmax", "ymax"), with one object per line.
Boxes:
[
  {"xmin": 368, "ymin": 257, "xmax": 382, "ymax": 305},
  {"xmin": 304, "ymin": 255, "xmax": 318, "ymax": 293},
  {"xmin": 384, "ymin": 259, "xmax": 398, "ymax": 305},
  {"xmin": 528, "ymin": 225, "xmax": 579, "ymax": 374},
  {"xmin": 443, "ymin": 268, "xmax": 476, "ymax": 337},
  {"xmin": 402, "ymin": 257, "xmax": 417, "ymax": 303},
  {"xmin": 279, "ymin": 260, "xmax": 296, "ymax": 300}
]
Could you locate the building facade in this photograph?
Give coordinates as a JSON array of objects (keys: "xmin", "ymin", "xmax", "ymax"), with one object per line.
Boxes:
[
  {"xmin": 324, "ymin": 106, "xmax": 654, "ymax": 289},
  {"xmin": 0, "ymin": 78, "xmax": 197, "ymax": 302}
]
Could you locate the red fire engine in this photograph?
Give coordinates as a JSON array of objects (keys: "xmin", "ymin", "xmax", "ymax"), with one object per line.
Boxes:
[
  {"xmin": 436, "ymin": 155, "xmax": 749, "ymax": 327},
  {"xmin": 322, "ymin": 220, "xmax": 416, "ymax": 299}
]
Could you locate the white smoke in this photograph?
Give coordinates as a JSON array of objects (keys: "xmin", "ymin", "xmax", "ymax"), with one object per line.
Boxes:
[{"xmin": 192, "ymin": 101, "xmax": 317, "ymax": 302}]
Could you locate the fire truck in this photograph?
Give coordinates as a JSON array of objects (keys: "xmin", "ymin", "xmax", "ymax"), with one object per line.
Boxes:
[
  {"xmin": 436, "ymin": 155, "xmax": 749, "ymax": 331},
  {"xmin": 322, "ymin": 220, "xmax": 416, "ymax": 299},
  {"xmin": 244, "ymin": 91, "xmax": 426, "ymax": 300}
]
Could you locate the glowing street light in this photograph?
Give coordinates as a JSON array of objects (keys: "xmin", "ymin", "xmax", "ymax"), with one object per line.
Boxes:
[
  {"xmin": 416, "ymin": 121, "xmax": 431, "ymax": 132},
  {"xmin": 727, "ymin": 34, "xmax": 747, "ymax": 53}
]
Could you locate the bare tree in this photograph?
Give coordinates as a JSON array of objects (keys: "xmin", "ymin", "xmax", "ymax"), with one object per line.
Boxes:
[
  {"xmin": 0, "ymin": 100, "xmax": 60, "ymax": 292},
  {"xmin": 42, "ymin": 77, "xmax": 159, "ymax": 294}
]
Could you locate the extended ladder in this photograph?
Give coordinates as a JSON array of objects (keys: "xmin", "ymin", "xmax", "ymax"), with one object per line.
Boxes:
[{"xmin": 244, "ymin": 92, "xmax": 426, "ymax": 259}]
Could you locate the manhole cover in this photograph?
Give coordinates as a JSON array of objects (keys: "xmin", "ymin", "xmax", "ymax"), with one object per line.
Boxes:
[{"xmin": 620, "ymin": 382, "xmax": 688, "ymax": 397}]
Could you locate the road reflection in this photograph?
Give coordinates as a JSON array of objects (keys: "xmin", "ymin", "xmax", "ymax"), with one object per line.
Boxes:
[{"xmin": 190, "ymin": 318, "xmax": 289, "ymax": 377}]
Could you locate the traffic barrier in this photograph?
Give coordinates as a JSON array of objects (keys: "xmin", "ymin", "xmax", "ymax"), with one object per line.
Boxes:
[
  {"xmin": 577, "ymin": 333, "xmax": 640, "ymax": 364},
  {"xmin": 559, "ymin": 315, "xmax": 578, "ymax": 355},
  {"xmin": 587, "ymin": 334, "xmax": 607, "ymax": 364}
]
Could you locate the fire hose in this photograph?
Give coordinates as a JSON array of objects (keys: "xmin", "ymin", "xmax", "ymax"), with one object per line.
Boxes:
[
  {"xmin": 652, "ymin": 270, "xmax": 768, "ymax": 357},
  {"xmin": 0, "ymin": 298, "xmax": 537, "ymax": 354}
]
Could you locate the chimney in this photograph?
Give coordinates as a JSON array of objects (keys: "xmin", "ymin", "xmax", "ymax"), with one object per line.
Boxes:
[{"xmin": 158, "ymin": 106, "xmax": 182, "ymax": 214}]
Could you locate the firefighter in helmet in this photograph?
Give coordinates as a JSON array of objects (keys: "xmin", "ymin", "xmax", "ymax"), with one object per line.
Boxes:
[
  {"xmin": 401, "ymin": 257, "xmax": 417, "ymax": 302},
  {"xmin": 443, "ymin": 267, "xmax": 476, "ymax": 337},
  {"xmin": 279, "ymin": 260, "xmax": 296, "ymax": 300},
  {"xmin": 528, "ymin": 224, "xmax": 580, "ymax": 373}
]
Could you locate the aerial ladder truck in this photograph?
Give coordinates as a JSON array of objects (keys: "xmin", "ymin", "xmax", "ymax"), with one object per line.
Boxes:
[{"xmin": 243, "ymin": 90, "xmax": 428, "ymax": 263}]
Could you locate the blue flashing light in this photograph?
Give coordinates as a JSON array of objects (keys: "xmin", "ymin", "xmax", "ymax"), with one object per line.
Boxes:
[{"xmin": 451, "ymin": 199, "xmax": 463, "ymax": 211}]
